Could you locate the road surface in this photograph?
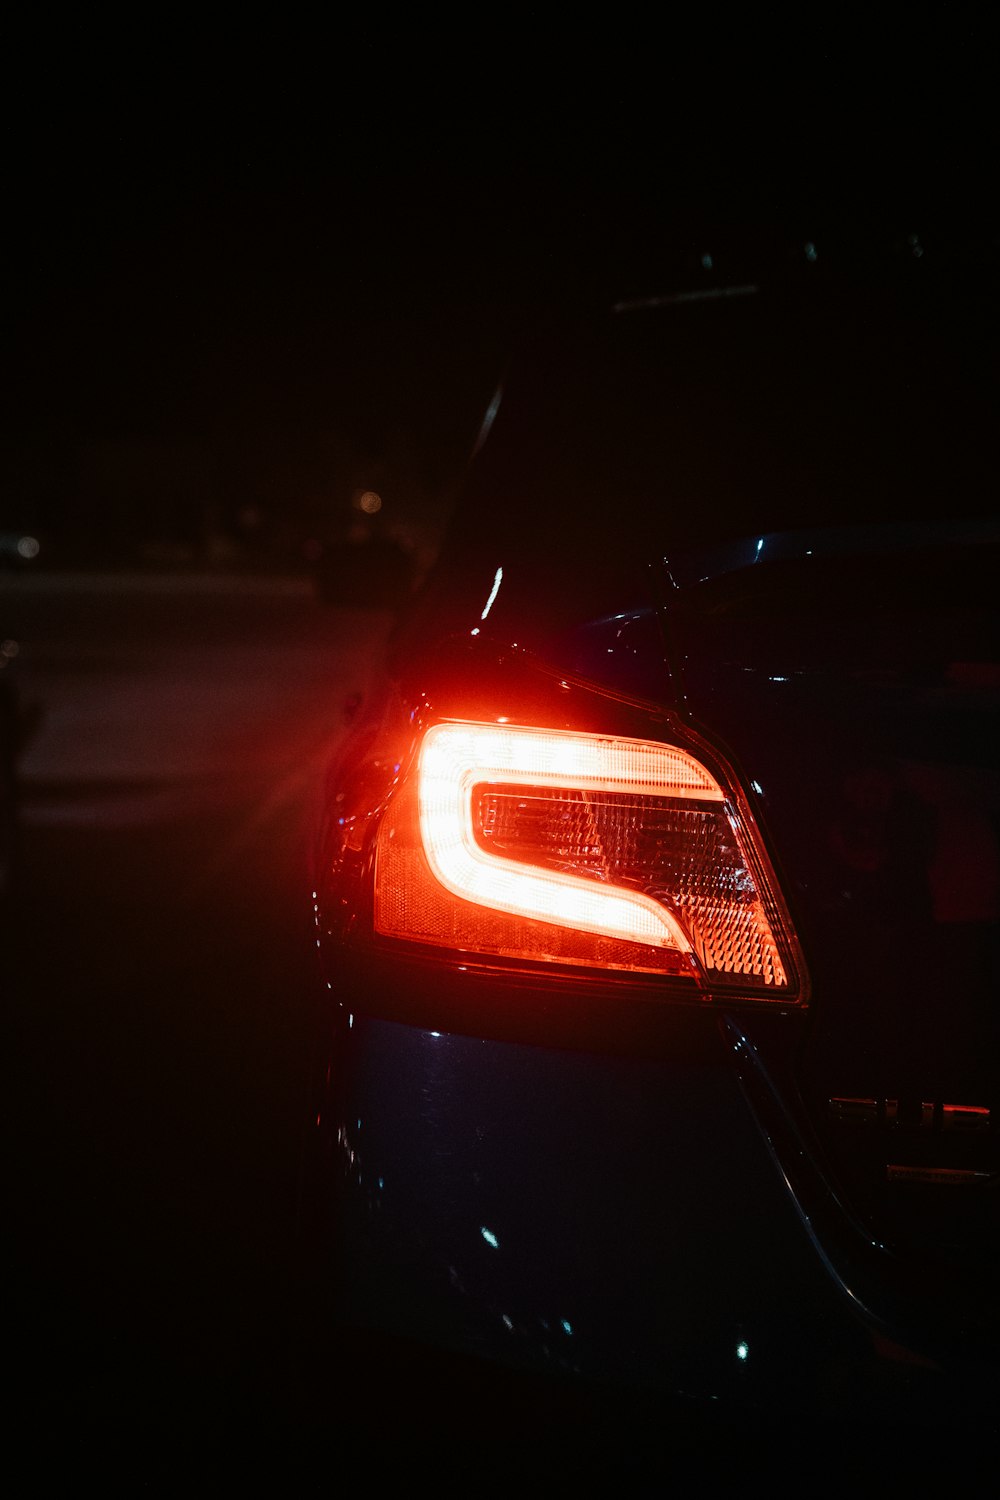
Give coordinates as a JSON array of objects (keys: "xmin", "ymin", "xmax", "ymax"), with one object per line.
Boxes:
[{"xmin": 4, "ymin": 570, "xmax": 393, "ymax": 1473}]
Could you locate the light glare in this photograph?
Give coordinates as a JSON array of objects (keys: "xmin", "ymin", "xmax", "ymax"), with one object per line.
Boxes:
[{"xmin": 418, "ymin": 724, "xmax": 724, "ymax": 952}]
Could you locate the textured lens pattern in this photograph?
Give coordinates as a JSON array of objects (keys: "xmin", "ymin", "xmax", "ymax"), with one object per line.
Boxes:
[{"xmin": 475, "ymin": 786, "xmax": 786, "ymax": 987}]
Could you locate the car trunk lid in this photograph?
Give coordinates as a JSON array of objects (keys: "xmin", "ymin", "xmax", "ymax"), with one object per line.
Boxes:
[{"xmin": 660, "ymin": 523, "xmax": 1000, "ymax": 1283}]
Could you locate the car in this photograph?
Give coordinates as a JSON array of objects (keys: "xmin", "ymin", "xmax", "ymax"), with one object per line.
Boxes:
[
  {"xmin": 296, "ymin": 226, "xmax": 999, "ymax": 1474},
  {"xmin": 310, "ymin": 521, "xmax": 417, "ymax": 609}
]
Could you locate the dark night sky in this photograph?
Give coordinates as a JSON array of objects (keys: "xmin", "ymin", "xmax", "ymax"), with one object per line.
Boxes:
[{"xmin": 3, "ymin": 18, "xmax": 993, "ymax": 555}]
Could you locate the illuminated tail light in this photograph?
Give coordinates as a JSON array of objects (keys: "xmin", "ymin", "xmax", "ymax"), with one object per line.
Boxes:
[{"xmin": 375, "ymin": 722, "xmax": 804, "ymax": 999}]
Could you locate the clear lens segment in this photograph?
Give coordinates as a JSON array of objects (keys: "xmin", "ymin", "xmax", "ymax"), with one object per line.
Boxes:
[{"xmin": 375, "ymin": 722, "xmax": 797, "ymax": 994}]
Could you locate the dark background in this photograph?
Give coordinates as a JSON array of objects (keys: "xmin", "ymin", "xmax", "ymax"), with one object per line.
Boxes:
[
  {"xmin": 4, "ymin": 19, "xmax": 994, "ymax": 572},
  {"xmin": 3, "ymin": 18, "xmax": 996, "ymax": 1482}
]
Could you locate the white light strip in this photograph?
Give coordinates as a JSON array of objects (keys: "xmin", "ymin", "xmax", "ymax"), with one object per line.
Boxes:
[
  {"xmin": 480, "ymin": 566, "xmax": 503, "ymax": 620},
  {"xmin": 418, "ymin": 724, "xmax": 724, "ymax": 950}
]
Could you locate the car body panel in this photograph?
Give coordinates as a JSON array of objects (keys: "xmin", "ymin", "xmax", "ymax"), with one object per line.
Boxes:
[{"xmin": 302, "ymin": 240, "xmax": 999, "ymax": 1443}]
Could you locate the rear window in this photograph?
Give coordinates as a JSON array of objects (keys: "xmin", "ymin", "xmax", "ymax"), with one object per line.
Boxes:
[{"xmin": 456, "ymin": 251, "xmax": 997, "ymax": 558}]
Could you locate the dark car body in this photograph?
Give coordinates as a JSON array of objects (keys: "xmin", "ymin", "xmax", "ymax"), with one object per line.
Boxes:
[{"xmin": 300, "ymin": 233, "xmax": 1000, "ymax": 1468}]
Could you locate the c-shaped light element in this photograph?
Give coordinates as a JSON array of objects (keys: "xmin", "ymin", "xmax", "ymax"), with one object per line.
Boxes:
[{"xmin": 418, "ymin": 723, "xmax": 724, "ymax": 951}]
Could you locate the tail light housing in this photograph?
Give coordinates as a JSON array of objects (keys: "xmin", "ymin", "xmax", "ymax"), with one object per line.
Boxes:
[{"xmin": 374, "ymin": 719, "xmax": 806, "ymax": 1003}]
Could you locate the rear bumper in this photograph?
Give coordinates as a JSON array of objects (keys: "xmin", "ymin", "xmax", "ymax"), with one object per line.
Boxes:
[{"xmin": 300, "ymin": 960, "xmax": 999, "ymax": 1441}]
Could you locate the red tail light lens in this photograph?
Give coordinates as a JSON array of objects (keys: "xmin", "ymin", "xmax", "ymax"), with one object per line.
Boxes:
[{"xmin": 375, "ymin": 722, "xmax": 804, "ymax": 1000}]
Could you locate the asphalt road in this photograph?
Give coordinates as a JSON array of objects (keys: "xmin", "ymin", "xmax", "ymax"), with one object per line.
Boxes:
[{"xmin": 4, "ymin": 571, "xmax": 394, "ymax": 1476}]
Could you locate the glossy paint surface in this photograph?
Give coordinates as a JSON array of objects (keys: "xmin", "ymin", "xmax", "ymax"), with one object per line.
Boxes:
[{"xmin": 305, "ymin": 261, "xmax": 999, "ymax": 1444}]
